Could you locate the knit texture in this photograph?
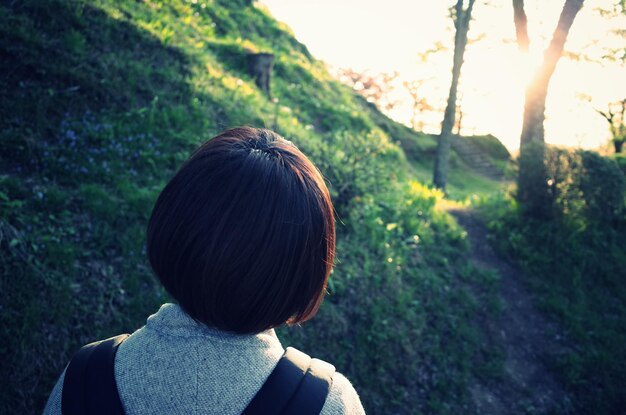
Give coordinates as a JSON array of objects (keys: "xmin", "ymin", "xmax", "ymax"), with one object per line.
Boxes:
[{"xmin": 43, "ymin": 303, "xmax": 365, "ymax": 414}]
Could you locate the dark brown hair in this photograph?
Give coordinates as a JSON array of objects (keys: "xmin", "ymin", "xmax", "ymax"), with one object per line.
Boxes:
[{"xmin": 147, "ymin": 127, "xmax": 335, "ymax": 334}]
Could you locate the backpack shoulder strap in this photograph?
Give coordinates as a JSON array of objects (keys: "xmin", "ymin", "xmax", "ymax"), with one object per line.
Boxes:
[
  {"xmin": 242, "ymin": 346, "xmax": 336, "ymax": 415},
  {"xmin": 281, "ymin": 356, "xmax": 336, "ymax": 415},
  {"xmin": 62, "ymin": 334, "xmax": 129, "ymax": 415}
]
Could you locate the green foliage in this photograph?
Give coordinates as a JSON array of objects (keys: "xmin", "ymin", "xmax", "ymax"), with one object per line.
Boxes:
[
  {"xmin": 309, "ymin": 129, "xmax": 403, "ymax": 216},
  {"xmin": 612, "ymin": 152, "xmax": 626, "ymax": 176},
  {"xmin": 578, "ymin": 151, "xmax": 625, "ymax": 223},
  {"xmin": 0, "ymin": 1, "xmax": 502, "ymax": 413},
  {"xmin": 545, "ymin": 148, "xmax": 626, "ymax": 225},
  {"xmin": 478, "ymin": 148, "xmax": 626, "ymax": 414},
  {"xmin": 464, "ymin": 134, "xmax": 511, "ymax": 161}
]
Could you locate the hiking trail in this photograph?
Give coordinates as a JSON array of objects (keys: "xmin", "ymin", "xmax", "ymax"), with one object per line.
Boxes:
[{"xmin": 448, "ymin": 206, "xmax": 571, "ymax": 414}]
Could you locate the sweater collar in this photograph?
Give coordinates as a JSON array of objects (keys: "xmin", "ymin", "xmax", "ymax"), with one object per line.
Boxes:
[{"xmin": 145, "ymin": 303, "xmax": 282, "ymax": 348}]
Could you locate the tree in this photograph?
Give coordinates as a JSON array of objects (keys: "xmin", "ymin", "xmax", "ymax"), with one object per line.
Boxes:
[
  {"xmin": 513, "ymin": 0, "xmax": 585, "ymax": 217},
  {"xmin": 403, "ymin": 79, "xmax": 434, "ymax": 130},
  {"xmin": 597, "ymin": 99, "xmax": 626, "ymax": 153},
  {"xmin": 338, "ymin": 68, "xmax": 399, "ymax": 113},
  {"xmin": 433, "ymin": 0, "xmax": 476, "ymax": 190}
]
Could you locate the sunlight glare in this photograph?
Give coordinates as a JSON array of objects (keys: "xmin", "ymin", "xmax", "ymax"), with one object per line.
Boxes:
[
  {"xmin": 261, "ymin": 0, "xmax": 626, "ymax": 151},
  {"xmin": 513, "ymin": 48, "xmax": 544, "ymax": 91}
]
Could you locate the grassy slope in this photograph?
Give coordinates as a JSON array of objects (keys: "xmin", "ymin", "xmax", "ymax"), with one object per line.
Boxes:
[
  {"xmin": 0, "ymin": 1, "xmax": 503, "ymax": 413},
  {"xmin": 362, "ymin": 98, "xmax": 507, "ymax": 200}
]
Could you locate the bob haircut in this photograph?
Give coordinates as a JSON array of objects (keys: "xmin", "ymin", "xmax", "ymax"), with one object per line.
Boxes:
[{"xmin": 147, "ymin": 127, "xmax": 335, "ymax": 334}]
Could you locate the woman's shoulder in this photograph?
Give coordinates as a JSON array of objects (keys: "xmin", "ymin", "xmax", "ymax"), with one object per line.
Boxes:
[{"xmin": 322, "ymin": 371, "xmax": 366, "ymax": 415}]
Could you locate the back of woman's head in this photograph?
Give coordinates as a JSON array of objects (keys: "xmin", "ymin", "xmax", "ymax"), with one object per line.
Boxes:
[{"xmin": 147, "ymin": 127, "xmax": 335, "ymax": 334}]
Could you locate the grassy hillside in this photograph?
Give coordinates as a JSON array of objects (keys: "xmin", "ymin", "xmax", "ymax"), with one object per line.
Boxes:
[
  {"xmin": 0, "ymin": 1, "xmax": 504, "ymax": 413},
  {"xmin": 362, "ymin": 99, "xmax": 509, "ymax": 199}
]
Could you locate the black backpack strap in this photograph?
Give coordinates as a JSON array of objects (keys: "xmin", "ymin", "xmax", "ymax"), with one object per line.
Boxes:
[
  {"xmin": 282, "ymin": 357, "xmax": 336, "ymax": 414},
  {"xmin": 242, "ymin": 347, "xmax": 336, "ymax": 415},
  {"xmin": 62, "ymin": 334, "xmax": 130, "ymax": 415}
]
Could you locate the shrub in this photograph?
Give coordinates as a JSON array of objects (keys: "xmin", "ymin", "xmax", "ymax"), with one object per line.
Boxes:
[
  {"xmin": 545, "ymin": 147, "xmax": 626, "ymax": 226},
  {"xmin": 610, "ymin": 152, "xmax": 626, "ymax": 178},
  {"xmin": 579, "ymin": 151, "xmax": 625, "ymax": 224},
  {"xmin": 310, "ymin": 129, "xmax": 403, "ymax": 216}
]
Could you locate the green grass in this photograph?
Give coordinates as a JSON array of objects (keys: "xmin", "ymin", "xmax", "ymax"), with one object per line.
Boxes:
[
  {"xmin": 0, "ymin": 1, "xmax": 505, "ymax": 413},
  {"xmin": 408, "ymin": 158, "xmax": 506, "ymax": 201}
]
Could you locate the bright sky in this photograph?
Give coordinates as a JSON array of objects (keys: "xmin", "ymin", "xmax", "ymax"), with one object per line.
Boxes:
[{"xmin": 259, "ymin": 0, "xmax": 626, "ymax": 152}]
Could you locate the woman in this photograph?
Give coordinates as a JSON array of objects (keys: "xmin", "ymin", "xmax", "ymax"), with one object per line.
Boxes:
[{"xmin": 43, "ymin": 127, "xmax": 365, "ymax": 414}]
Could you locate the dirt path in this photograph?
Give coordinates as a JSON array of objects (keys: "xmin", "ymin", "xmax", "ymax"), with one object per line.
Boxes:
[{"xmin": 448, "ymin": 207, "xmax": 571, "ymax": 414}]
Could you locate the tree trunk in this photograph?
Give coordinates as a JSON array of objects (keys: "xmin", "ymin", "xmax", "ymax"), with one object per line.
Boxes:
[
  {"xmin": 615, "ymin": 139, "xmax": 624, "ymax": 153},
  {"xmin": 516, "ymin": 0, "xmax": 584, "ymax": 217},
  {"xmin": 512, "ymin": 0, "xmax": 530, "ymax": 52},
  {"xmin": 247, "ymin": 53, "xmax": 274, "ymax": 97},
  {"xmin": 433, "ymin": 0, "xmax": 475, "ymax": 190}
]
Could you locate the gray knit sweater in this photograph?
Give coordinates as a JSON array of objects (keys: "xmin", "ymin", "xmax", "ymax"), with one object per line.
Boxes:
[{"xmin": 43, "ymin": 303, "xmax": 365, "ymax": 414}]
